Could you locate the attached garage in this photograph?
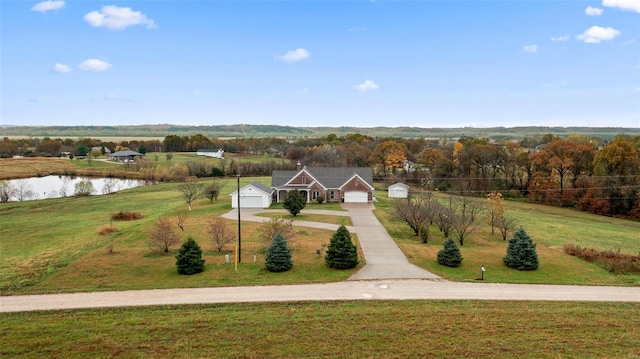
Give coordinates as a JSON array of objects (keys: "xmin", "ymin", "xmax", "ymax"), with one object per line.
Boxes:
[
  {"xmin": 344, "ymin": 191, "xmax": 369, "ymax": 203},
  {"xmin": 230, "ymin": 181, "xmax": 273, "ymax": 209},
  {"xmin": 388, "ymin": 182, "xmax": 409, "ymax": 199}
]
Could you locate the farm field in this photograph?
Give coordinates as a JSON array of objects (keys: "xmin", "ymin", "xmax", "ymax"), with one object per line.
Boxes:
[{"xmin": 1, "ymin": 300, "xmax": 639, "ymax": 358}]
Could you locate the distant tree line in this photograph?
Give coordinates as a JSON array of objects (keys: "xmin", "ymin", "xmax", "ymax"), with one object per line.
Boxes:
[{"xmin": 1, "ymin": 132, "xmax": 638, "ymax": 218}]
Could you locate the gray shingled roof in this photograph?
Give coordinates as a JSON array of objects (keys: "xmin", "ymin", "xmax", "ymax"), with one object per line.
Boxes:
[
  {"xmin": 271, "ymin": 167, "xmax": 373, "ymax": 189},
  {"xmin": 230, "ymin": 181, "xmax": 274, "ymax": 195},
  {"xmin": 110, "ymin": 150, "xmax": 143, "ymax": 157}
]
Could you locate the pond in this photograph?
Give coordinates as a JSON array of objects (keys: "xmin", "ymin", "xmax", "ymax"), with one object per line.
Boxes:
[{"xmin": 2, "ymin": 176, "xmax": 148, "ymax": 202}]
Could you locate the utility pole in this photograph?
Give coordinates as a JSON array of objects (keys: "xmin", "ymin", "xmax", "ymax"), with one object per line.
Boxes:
[{"xmin": 237, "ymin": 174, "xmax": 241, "ymax": 263}]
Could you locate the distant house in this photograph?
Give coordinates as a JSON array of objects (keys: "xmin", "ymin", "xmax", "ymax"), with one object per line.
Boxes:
[
  {"xmin": 92, "ymin": 146, "xmax": 111, "ymax": 155},
  {"xmin": 197, "ymin": 148, "xmax": 224, "ymax": 159},
  {"xmin": 109, "ymin": 150, "xmax": 144, "ymax": 163},
  {"xmin": 230, "ymin": 181, "xmax": 274, "ymax": 208},
  {"xmin": 271, "ymin": 163, "xmax": 374, "ymax": 203},
  {"xmin": 388, "ymin": 182, "xmax": 409, "ymax": 199}
]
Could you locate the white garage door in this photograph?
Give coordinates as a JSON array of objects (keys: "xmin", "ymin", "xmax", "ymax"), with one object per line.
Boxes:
[
  {"xmin": 344, "ymin": 191, "xmax": 368, "ymax": 203},
  {"xmin": 240, "ymin": 195, "xmax": 264, "ymax": 208}
]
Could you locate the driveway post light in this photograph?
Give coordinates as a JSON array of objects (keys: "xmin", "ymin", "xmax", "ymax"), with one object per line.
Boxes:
[{"xmin": 481, "ymin": 264, "xmax": 486, "ymax": 280}]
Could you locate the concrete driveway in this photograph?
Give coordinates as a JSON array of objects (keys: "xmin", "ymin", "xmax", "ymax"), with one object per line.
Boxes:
[
  {"xmin": 221, "ymin": 205, "xmax": 439, "ymax": 280},
  {"xmin": 341, "ymin": 204, "xmax": 439, "ymax": 280}
]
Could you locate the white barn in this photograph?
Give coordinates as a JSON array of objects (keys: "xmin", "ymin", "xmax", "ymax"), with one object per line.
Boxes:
[
  {"xmin": 197, "ymin": 148, "xmax": 224, "ymax": 159},
  {"xmin": 230, "ymin": 181, "xmax": 273, "ymax": 209},
  {"xmin": 388, "ymin": 182, "xmax": 409, "ymax": 199}
]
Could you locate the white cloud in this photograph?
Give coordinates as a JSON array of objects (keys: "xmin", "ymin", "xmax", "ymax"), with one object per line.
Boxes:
[
  {"xmin": 576, "ymin": 26, "xmax": 621, "ymax": 43},
  {"xmin": 523, "ymin": 45, "xmax": 539, "ymax": 53},
  {"xmin": 585, "ymin": 6, "xmax": 604, "ymax": 15},
  {"xmin": 31, "ymin": 0, "xmax": 64, "ymax": 13},
  {"xmin": 79, "ymin": 59, "xmax": 111, "ymax": 71},
  {"xmin": 354, "ymin": 80, "xmax": 379, "ymax": 92},
  {"xmin": 84, "ymin": 5, "xmax": 156, "ymax": 30},
  {"xmin": 275, "ymin": 48, "xmax": 310, "ymax": 62},
  {"xmin": 53, "ymin": 63, "xmax": 71, "ymax": 73},
  {"xmin": 602, "ymin": 0, "xmax": 640, "ymax": 13},
  {"xmin": 551, "ymin": 34, "xmax": 571, "ymax": 42}
]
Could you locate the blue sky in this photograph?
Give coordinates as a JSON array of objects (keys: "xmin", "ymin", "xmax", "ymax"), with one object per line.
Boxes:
[{"xmin": 2, "ymin": 0, "xmax": 639, "ymax": 128}]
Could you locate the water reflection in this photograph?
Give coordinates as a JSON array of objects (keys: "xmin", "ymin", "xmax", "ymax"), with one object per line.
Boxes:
[{"xmin": 1, "ymin": 176, "xmax": 147, "ymax": 202}]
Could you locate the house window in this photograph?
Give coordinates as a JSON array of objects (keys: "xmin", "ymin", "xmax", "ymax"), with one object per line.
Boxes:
[
  {"xmin": 330, "ymin": 191, "xmax": 335, "ymax": 199},
  {"xmin": 302, "ymin": 177, "xmax": 307, "ymax": 184},
  {"xmin": 312, "ymin": 191, "xmax": 319, "ymax": 200}
]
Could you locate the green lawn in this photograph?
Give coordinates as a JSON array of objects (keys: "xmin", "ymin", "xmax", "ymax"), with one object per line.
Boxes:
[
  {"xmin": 2, "ymin": 300, "xmax": 639, "ymax": 358},
  {"xmin": 374, "ymin": 190, "xmax": 640, "ymax": 286}
]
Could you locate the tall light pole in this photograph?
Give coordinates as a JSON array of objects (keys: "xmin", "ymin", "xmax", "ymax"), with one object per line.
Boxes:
[{"xmin": 237, "ymin": 174, "xmax": 242, "ymax": 263}]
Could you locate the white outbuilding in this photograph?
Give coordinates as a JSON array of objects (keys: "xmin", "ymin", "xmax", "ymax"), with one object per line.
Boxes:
[
  {"xmin": 230, "ymin": 181, "xmax": 273, "ymax": 209},
  {"xmin": 388, "ymin": 182, "xmax": 409, "ymax": 199}
]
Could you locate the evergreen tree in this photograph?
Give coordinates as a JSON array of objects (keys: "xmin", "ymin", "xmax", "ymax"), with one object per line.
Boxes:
[
  {"xmin": 283, "ymin": 190, "xmax": 305, "ymax": 216},
  {"xmin": 265, "ymin": 233, "xmax": 293, "ymax": 272},
  {"xmin": 175, "ymin": 237, "xmax": 205, "ymax": 275},
  {"xmin": 325, "ymin": 225, "xmax": 359, "ymax": 269},
  {"xmin": 503, "ymin": 228, "xmax": 539, "ymax": 270},
  {"xmin": 437, "ymin": 238, "xmax": 463, "ymax": 267}
]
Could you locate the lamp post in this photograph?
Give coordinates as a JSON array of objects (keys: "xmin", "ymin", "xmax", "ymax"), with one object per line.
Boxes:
[
  {"xmin": 237, "ymin": 175, "xmax": 242, "ymax": 263},
  {"xmin": 481, "ymin": 264, "xmax": 485, "ymax": 280}
]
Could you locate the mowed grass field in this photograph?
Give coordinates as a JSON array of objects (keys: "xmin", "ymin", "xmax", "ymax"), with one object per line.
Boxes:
[
  {"xmin": 374, "ymin": 191, "xmax": 640, "ymax": 286},
  {"xmin": 2, "ymin": 300, "xmax": 639, "ymax": 358}
]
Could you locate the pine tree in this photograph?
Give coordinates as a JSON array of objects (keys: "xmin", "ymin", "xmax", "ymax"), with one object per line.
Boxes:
[
  {"xmin": 265, "ymin": 233, "xmax": 293, "ymax": 272},
  {"xmin": 175, "ymin": 237, "xmax": 205, "ymax": 275},
  {"xmin": 503, "ymin": 228, "xmax": 539, "ymax": 270},
  {"xmin": 325, "ymin": 225, "xmax": 359, "ymax": 269},
  {"xmin": 283, "ymin": 190, "xmax": 305, "ymax": 216},
  {"xmin": 437, "ymin": 238, "xmax": 463, "ymax": 267}
]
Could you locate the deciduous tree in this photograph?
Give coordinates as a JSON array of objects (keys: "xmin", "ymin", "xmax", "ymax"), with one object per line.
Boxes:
[
  {"xmin": 257, "ymin": 217, "xmax": 295, "ymax": 243},
  {"xmin": 150, "ymin": 218, "xmax": 181, "ymax": 253},
  {"xmin": 178, "ymin": 180, "xmax": 204, "ymax": 211},
  {"xmin": 207, "ymin": 217, "xmax": 235, "ymax": 252}
]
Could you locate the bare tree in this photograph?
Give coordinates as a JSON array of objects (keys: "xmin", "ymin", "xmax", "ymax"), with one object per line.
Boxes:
[
  {"xmin": 204, "ymin": 179, "xmax": 225, "ymax": 203},
  {"xmin": 450, "ymin": 195, "xmax": 484, "ymax": 246},
  {"xmin": 102, "ymin": 178, "xmax": 117, "ymax": 195},
  {"xmin": 74, "ymin": 179, "xmax": 95, "ymax": 196},
  {"xmin": 207, "ymin": 217, "xmax": 236, "ymax": 252},
  {"xmin": 496, "ymin": 215, "xmax": 517, "ymax": 241},
  {"xmin": 257, "ymin": 217, "xmax": 295, "ymax": 243},
  {"xmin": 178, "ymin": 180, "xmax": 204, "ymax": 211},
  {"xmin": 433, "ymin": 202, "xmax": 454, "ymax": 239},
  {"xmin": 0, "ymin": 180, "xmax": 15, "ymax": 202},
  {"xmin": 149, "ymin": 218, "xmax": 181, "ymax": 253},
  {"xmin": 177, "ymin": 213, "xmax": 187, "ymax": 231},
  {"xmin": 15, "ymin": 180, "xmax": 35, "ymax": 201},
  {"xmin": 391, "ymin": 194, "xmax": 434, "ymax": 237}
]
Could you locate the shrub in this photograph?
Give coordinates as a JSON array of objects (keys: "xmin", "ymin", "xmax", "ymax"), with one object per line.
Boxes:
[
  {"xmin": 437, "ymin": 238, "xmax": 463, "ymax": 267},
  {"xmin": 325, "ymin": 225, "xmax": 359, "ymax": 269},
  {"xmin": 111, "ymin": 211, "xmax": 143, "ymax": 221},
  {"xmin": 265, "ymin": 233, "xmax": 293, "ymax": 272},
  {"xmin": 564, "ymin": 244, "xmax": 640, "ymax": 274},
  {"xmin": 98, "ymin": 226, "xmax": 118, "ymax": 235},
  {"xmin": 317, "ymin": 196, "xmax": 324, "ymax": 204},
  {"xmin": 503, "ymin": 228, "xmax": 539, "ymax": 270},
  {"xmin": 175, "ymin": 237, "xmax": 205, "ymax": 275},
  {"xmin": 283, "ymin": 190, "xmax": 305, "ymax": 216}
]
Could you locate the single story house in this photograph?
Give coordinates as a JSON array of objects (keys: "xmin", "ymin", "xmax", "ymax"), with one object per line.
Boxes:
[
  {"xmin": 271, "ymin": 163, "xmax": 374, "ymax": 204},
  {"xmin": 109, "ymin": 150, "xmax": 144, "ymax": 163},
  {"xmin": 230, "ymin": 181, "xmax": 273, "ymax": 209},
  {"xmin": 388, "ymin": 182, "xmax": 410, "ymax": 199},
  {"xmin": 197, "ymin": 148, "xmax": 224, "ymax": 159}
]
